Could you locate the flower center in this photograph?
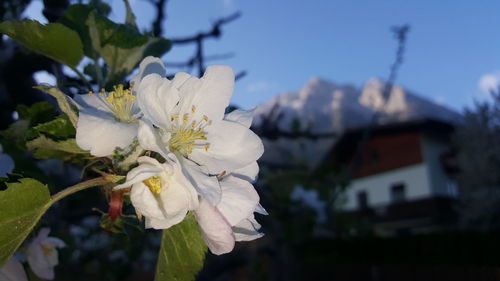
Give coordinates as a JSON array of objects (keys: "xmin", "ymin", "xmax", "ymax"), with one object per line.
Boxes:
[
  {"xmin": 143, "ymin": 176, "xmax": 162, "ymax": 194},
  {"xmin": 88, "ymin": 84, "xmax": 137, "ymax": 123},
  {"xmin": 168, "ymin": 106, "xmax": 211, "ymax": 156},
  {"xmin": 41, "ymin": 243, "xmax": 53, "ymax": 257}
]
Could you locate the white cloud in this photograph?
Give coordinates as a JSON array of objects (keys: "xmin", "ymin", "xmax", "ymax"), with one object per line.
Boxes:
[{"xmin": 479, "ymin": 72, "xmax": 500, "ymax": 94}]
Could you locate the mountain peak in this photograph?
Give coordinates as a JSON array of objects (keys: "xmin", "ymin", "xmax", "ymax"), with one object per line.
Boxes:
[{"xmin": 254, "ymin": 78, "xmax": 462, "ymax": 165}]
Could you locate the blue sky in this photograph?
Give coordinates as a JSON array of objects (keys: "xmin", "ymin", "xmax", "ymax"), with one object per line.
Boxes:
[{"xmin": 26, "ymin": 0, "xmax": 500, "ymax": 112}]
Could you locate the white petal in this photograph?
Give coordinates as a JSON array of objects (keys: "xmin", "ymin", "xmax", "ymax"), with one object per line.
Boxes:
[
  {"xmin": 144, "ymin": 170, "xmax": 198, "ymax": 228},
  {"xmin": 27, "ymin": 241, "xmax": 54, "ymax": 279},
  {"xmin": 178, "ymin": 66, "xmax": 234, "ymax": 122},
  {"xmin": 168, "ymin": 154, "xmax": 200, "ymax": 211},
  {"xmin": 137, "ymin": 120, "xmax": 170, "ymax": 159},
  {"xmin": 0, "ymin": 258, "xmax": 28, "ymax": 281},
  {"xmin": 255, "ymin": 204, "xmax": 269, "ymax": 215},
  {"xmin": 232, "ymin": 215, "xmax": 264, "ymax": 242},
  {"xmin": 232, "ymin": 161, "xmax": 259, "ymax": 182},
  {"xmin": 127, "ymin": 156, "xmax": 198, "ymax": 229},
  {"xmin": 171, "ymin": 72, "xmax": 191, "ymax": 89},
  {"xmin": 217, "ymin": 176, "xmax": 259, "ymax": 226},
  {"xmin": 76, "ymin": 112, "xmax": 137, "ymax": 157},
  {"xmin": 37, "ymin": 228, "xmax": 50, "ymax": 240},
  {"xmin": 190, "ymin": 120, "xmax": 264, "ymax": 174},
  {"xmin": 137, "ymin": 74, "xmax": 179, "ymax": 129},
  {"xmin": 131, "ymin": 56, "xmax": 166, "ymax": 88},
  {"xmin": 224, "ymin": 109, "xmax": 255, "ymax": 128},
  {"xmin": 72, "ymin": 93, "xmax": 112, "ymax": 113},
  {"xmin": 130, "ymin": 182, "xmax": 165, "ymax": 220},
  {"xmin": 180, "ymin": 158, "xmax": 221, "ymax": 206},
  {"xmin": 0, "ymin": 154, "xmax": 15, "ymax": 177},
  {"xmin": 195, "ymin": 199, "xmax": 235, "ymax": 255},
  {"xmin": 113, "ymin": 158, "xmax": 163, "ymax": 190},
  {"xmin": 43, "ymin": 237, "xmax": 66, "ymax": 249},
  {"xmin": 152, "ymin": 176, "xmax": 194, "ymax": 229}
]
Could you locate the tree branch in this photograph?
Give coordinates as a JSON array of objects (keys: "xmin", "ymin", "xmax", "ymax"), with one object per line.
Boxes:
[{"xmin": 169, "ymin": 12, "xmax": 241, "ymax": 44}]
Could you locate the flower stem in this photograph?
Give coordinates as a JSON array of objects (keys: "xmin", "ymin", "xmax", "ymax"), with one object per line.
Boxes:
[
  {"xmin": 50, "ymin": 176, "xmax": 123, "ymax": 204},
  {"xmin": 69, "ymin": 66, "xmax": 92, "ymax": 91}
]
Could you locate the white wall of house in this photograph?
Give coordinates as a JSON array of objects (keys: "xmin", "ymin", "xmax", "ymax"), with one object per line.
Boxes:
[
  {"xmin": 421, "ymin": 135, "xmax": 458, "ymax": 197},
  {"xmin": 343, "ymin": 163, "xmax": 432, "ymax": 210}
]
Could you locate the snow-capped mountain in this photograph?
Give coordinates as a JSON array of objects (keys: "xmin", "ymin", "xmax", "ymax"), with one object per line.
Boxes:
[{"xmin": 253, "ymin": 78, "xmax": 462, "ymax": 166}]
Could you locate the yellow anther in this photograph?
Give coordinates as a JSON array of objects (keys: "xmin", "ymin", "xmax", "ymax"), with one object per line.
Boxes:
[
  {"xmin": 191, "ymin": 105, "xmax": 196, "ymax": 113},
  {"xmin": 104, "ymin": 84, "xmax": 136, "ymax": 123},
  {"xmin": 204, "ymin": 144, "xmax": 210, "ymax": 152},
  {"xmin": 203, "ymin": 116, "xmax": 209, "ymax": 122},
  {"xmin": 216, "ymin": 171, "xmax": 226, "ymax": 181},
  {"xmin": 88, "ymin": 91, "xmax": 93, "ymax": 96},
  {"xmin": 143, "ymin": 176, "xmax": 162, "ymax": 195}
]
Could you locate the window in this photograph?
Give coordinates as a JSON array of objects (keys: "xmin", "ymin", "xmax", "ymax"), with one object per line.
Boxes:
[
  {"xmin": 357, "ymin": 191, "xmax": 368, "ymax": 209},
  {"xmin": 390, "ymin": 183, "xmax": 406, "ymax": 203}
]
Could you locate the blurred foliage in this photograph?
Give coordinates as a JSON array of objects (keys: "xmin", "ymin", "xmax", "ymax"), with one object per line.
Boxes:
[{"xmin": 454, "ymin": 91, "xmax": 500, "ymax": 231}]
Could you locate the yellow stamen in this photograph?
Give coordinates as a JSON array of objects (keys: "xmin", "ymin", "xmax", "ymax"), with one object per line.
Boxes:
[
  {"xmin": 104, "ymin": 84, "xmax": 137, "ymax": 123},
  {"xmin": 88, "ymin": 91, "xmax": 93, "ymax": 96},
  {"xmin": 143, "ymin": 176, "xmax": 162, "ymax": 195},
  {"xmin": 169, "ymin": 112, "xmax": 211, "ymax": 156}
]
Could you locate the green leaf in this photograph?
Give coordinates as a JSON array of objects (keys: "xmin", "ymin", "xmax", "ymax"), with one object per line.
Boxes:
[
  {"xmin": 88, "ymin": 11, "xmax": 147, "ymax": 49},
  {"xmin": 102, "ymin": 37, "xmax": 171, "ymax": 87},
  {"xmin": 60, "ymin": 3, "xmax": 111, "ymax": 59},
  {"xmin": 0, "ymin": 102, "xmax": 57, "ymax": 146},
  {"xmin": 155, "ymin": 214, "xmax": 208, "ymax": 281},
  {"xmin": 86, "ymin": 12, "xmax": 171, "ymax": 87},
  {"xmin": 0, "ymin": 20, "xmax": 83, "ymax": 67},
  {"xmin": 16, "ymin": 102, "xmax": 57, "ymax": 126},
  {"xmin": 33, "ymin": 85, "xmax": 79, "ymax": 127},
  {"xmin": 0, "ymin": 120, "xmax": 30, "ymax": 144},
  {"xmin": 26, "ymin": 135, "xmax": 90, "ymax": 163},
  {"xmin": 0, "ymin": 178, "xmax": 51, "ymax": 265},
  {"xmin": 123, "ymin": 0, "xmax": 137, "ymax": 26},
  {"xmin": 33, "ymin": 115, "xmax": 76, "ymax": 139},
  {"xmin": 60, "ymin": 4, "xmax": 96, "ymax": 59}
]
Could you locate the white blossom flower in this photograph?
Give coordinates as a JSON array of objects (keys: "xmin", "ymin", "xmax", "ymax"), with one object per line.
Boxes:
[
  {"xmin": 73, "ymin": 57, "xmax": 167, "ymax": 157},
  {"xmin": 26, "ymin": 228, "xmax": 65, "ymax": 280},
  {"xmin": 0, "ymin": 258, "xmax": 28, "ymax": 281},
  {"xmin": 195, "ymin": 174, "xmax": 267, "ymax": 255},
  {"xmin": 0, "ymin": 144, "xmax": 14, "ymax": 177},
  {"xmin": 134, "ymin": 57, "xmax": 264, "ymax": 206},
  {"xmin": 113, "ymin": 155, "xmax": 199, "ymax": 229}
]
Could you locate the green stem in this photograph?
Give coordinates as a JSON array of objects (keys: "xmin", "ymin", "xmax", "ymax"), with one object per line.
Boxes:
[
  {"xmin": 94, "ymin": 58, "xmax": 104, "ymax": 89},
  {"xmin": 70, "ymin": 66, "xmax": 92, "ymax": 90},
  {"xmin": 50, "ymin": 176, "xmax": 121, "ymax": 204}
]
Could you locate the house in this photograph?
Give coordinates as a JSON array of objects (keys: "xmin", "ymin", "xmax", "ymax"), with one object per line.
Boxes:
[{"xmin": 325, "ymin": 119, "xmax": 459, "ymax": 236}]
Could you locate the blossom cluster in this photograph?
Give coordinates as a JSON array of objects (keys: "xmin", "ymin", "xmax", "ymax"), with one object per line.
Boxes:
[{"xmin": 73, "ymin": 57, "xmax": 266, "ymax": 255}]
